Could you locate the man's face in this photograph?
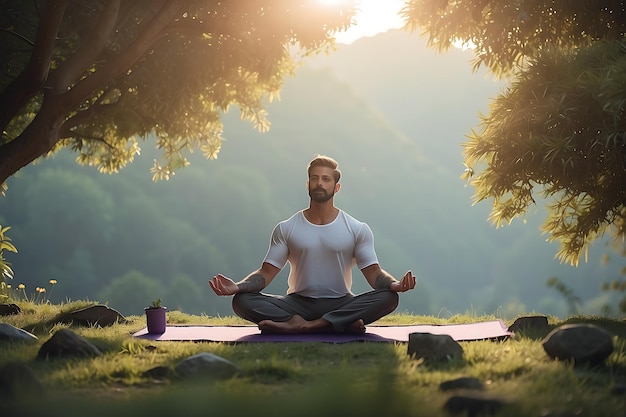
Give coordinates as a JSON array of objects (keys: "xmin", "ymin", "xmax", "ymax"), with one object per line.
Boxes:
[{"xmin": 307, "ymin": 166, "xmax": 339, "ymax": 203}]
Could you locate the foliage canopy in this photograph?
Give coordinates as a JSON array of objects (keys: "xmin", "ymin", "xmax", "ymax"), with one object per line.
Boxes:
[
  {"xmin": 0, "ymin": 0, "xmax": 354, "ymax": 186},
  {"xmin": 403, "ymin": 0, "xmax": 626, "ymax": 265}
]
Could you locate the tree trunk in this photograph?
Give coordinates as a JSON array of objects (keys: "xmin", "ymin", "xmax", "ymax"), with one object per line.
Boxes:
[{"xmin": 0, "ymin": 92, "xmax": 69, "ymax": 186}]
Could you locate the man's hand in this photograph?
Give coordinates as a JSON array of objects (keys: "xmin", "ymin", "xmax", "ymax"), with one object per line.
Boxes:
[
  {"xmin": 390, "ymin": 271, "xmax": 416, "ymax": 293},
  {"xmin": 209, "ymin": 274, "xmax": 239, "ymax": 296}
]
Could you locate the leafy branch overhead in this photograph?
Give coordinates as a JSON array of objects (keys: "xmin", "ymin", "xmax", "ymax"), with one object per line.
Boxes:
[
  {"xmin": 0, "ymin": 0, "xmax": 355, "ymax": 185},
  {"xmin": 403, "ymin": 0, "xmax": 626, "ymax": 265}
]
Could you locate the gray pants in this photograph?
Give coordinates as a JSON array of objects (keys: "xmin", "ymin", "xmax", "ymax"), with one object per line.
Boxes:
[{"xmin": 232, "ymin": 289, "xmax": 399, "ymax": 333}]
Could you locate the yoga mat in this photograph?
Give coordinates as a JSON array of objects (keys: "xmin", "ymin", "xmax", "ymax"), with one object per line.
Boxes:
[{"xmin": 132, "ymin": 320, "xmax": 512, "ymax": 343}]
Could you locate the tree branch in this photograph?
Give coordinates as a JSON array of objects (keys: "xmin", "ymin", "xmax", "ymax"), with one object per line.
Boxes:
[
  {"xmin": 0, "ymin": 0, "xmax": 68, "ymax": 131},
  {"xmin": 62, "ymin": 0, "xmax": 184, "ymax": 109},
  {"xmin": 46, "ymin": 0, "xmax": 121, "ymax": 95},
  {"xmin": 59, "ymin": 100, "xmax": 121, "ymax": 138}
]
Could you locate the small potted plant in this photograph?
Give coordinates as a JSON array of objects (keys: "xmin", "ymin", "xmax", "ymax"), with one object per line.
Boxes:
[{"xmin": 145, "ymin": 298, "xmax": 167, "ymax": 334}]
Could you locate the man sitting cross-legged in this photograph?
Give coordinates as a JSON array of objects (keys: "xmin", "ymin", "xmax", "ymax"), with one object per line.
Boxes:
[{"xmin": 209, "ymin": 155, "xmax": 415, "ymax": 334}]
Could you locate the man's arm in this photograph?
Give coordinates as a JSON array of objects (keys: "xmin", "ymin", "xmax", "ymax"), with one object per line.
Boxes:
[
  {"xmin": 361, "ymin": 264, "xmax": 416, "ymax": 293},
  {"xmin": 362, "ymin": 264, "xmax": 396, "ymax": 289},
  {"xmin": 236, "ymin": 272, "xmax": 266, "ymax": 292},
  {"xmin": 210, "ymin": 262, "xmax": 280, "ymax": 296}
]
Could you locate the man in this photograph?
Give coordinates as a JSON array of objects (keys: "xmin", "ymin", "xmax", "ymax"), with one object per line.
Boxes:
[{"xmin": 209, "ymin": 155, "xmax": 415, "ymax": 334}]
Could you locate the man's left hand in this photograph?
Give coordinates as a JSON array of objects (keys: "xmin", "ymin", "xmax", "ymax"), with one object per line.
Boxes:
[{"xmin": 390, "ymin": 271, "xmax": 416, "ymax": 293}]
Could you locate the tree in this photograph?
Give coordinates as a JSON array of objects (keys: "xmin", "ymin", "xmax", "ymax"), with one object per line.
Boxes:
[
  {"xmin": 0, "ymin": 0, "xmax": 355, "ymax": 188},
  {"xmin": 402, "ymin": 0, "xmax": 626, "ymax": 265}
]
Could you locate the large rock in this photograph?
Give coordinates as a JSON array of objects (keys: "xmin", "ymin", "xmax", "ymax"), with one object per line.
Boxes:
[
  {"xmin": 37, "ymin": 328, "xmax": 103, "ymax": 359},
  {"xmin": 0, "ymin": 323, "xmax": 38, "ymax": 343},
  {"xmin": 66, "ymin": 304, "xmax": 125, "ymax": 327},
  {"xmin": 0, "ymin": 303, "xmax": 21, "ymax": 316},
  {"xmin": 508, "ymin": 315, "xmax": 549, "ymax": 336},
  {"xmin": 175, "ymin": 352, "xmax": 239, "ymax": 380},
  {"xmin": 407, "ymin": 333, "xmax": 464, "ymax": 361},
  {"xmin": 542, "ymin": 324, "xmax": 614, "ymax": 366}
]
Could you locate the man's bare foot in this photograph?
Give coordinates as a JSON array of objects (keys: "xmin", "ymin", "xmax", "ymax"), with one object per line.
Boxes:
[
  {"xmin": 346, "ymin": 319, "xmax": 366, "ymax": 334},
  {"xmin": 258, "ymin": 315, "xmax": 331, "ymax": 334},
  {"xmin": 258, "ymin": 316, "xmax": 367, "ymax": 334}
]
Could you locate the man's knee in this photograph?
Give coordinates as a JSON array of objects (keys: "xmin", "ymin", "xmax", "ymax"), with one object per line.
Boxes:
[
  {"xmin": 232, "ymin": 292, "xmax": 253, "ymax": 304},
  {"xmin": 378, "ymin": 289, "xmax": 399, "ymax": 312},
  {"xmin": 232, "ymin": 292, "xmax": 256, "ymax": 317}
]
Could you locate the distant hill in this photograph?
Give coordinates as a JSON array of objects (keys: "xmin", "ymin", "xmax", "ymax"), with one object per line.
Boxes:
[{"xmin": 306, "ymin": 28, "xmax": 506, "ymax": 168}]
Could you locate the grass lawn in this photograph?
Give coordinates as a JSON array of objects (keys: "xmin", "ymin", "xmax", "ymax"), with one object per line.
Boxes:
[{"xmin": 1, "ymin": 301, "xmax": 626, "ymax": 416}]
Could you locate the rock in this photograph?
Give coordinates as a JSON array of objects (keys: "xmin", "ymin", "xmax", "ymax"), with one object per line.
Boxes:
[
  {"xmin": 0, "ymin": 323, "xmax": 38, "ymax": 343},
  {"xmin": 143, "ymin": 366, "xmax": 172, "ymax": 380},
  {"xmin": 509, "ymin": 315, "xmax": 549, "ymax": 335},
  {"xmin": 37, "ymin": 328, "xmax": 103, "ymax": 359},
  {"xmin": 407, "ymin": 333, "xmax": 464, "ymax": 361},
  {"xmin": 175, "ymin": 352, "xmax": 239, "ymax": 380},
  {"xmin": 444, "ymin": 390, "xmax": 511, "ymax": 416},
  {"xmin": 66, "ymin": 304, "xmax": 125, "ymax": 327},
  {"xmin": 440, "ymin": 377, "xmax": 484, "ymax": 392},
  {"xmin": 0, "ymin": 303, "xmax": 21, "ymax": 315},
  {"xmin": 542, "ymin": 324, "xmax": 613, "ymax": 366},
  {"xmin": 0, "ymin": 362, "xmax": 45, "ymax": 399}
]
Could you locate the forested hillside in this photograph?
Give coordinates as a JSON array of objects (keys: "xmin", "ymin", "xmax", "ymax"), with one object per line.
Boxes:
[{"xmin": 0, "ymin": 31, "xmax": 620, "ymax": 318}]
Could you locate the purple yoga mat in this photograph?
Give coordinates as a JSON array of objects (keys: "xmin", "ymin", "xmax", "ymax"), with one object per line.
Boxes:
[{"xmin": 132, "ymin": 320, "xmax": 512, "ymax": 343}]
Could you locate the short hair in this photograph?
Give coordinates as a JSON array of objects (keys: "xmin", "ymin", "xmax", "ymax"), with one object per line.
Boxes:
[{"xmin": 307, "ymin": 155, "xmax": 341, "ymax": 183}]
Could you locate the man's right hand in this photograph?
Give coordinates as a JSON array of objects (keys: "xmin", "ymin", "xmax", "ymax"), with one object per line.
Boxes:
[{"xmin": 209, "ymin": 274, "xmax": 239, "ymax": 296}]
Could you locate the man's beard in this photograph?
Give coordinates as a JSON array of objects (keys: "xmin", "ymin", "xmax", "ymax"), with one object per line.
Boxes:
[{"xmin": 309, "ymin": 187, "xmax": 334, "ymax": 203}]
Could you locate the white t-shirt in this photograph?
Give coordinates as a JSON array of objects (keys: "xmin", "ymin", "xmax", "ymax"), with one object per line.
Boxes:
[{"xmin": 263, "ymin": 210, "xmax": 379, "ymax": 298}]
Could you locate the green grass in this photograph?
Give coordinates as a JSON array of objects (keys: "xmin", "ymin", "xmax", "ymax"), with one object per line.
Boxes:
[{"xmin": 1, "ymin": 301, "xmax": 626, "ymax": 416}]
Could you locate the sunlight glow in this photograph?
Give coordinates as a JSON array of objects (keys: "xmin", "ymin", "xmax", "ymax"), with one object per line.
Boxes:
[
  {"xmin": 332, "ymin": 0, "xmax": 405, "ymax": 45},
  {"xmin": 324, "ymin": 0, "xmax": 476, "ymax": 49}
]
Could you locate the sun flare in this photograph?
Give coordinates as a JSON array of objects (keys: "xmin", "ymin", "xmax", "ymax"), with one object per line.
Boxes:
[{"xmin": 329, "ymin": 0, "xmax": 406, "ymax": 45}]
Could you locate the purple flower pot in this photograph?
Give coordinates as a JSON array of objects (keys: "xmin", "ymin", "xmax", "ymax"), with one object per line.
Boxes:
[{"xmin": 145, "ymin": 307, "xmax": 167, "ymax": 334}]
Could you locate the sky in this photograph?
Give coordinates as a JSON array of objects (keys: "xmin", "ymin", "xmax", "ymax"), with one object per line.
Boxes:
[{"xmin": 330, "ymin": 0, "xmax": 406, "ymax": 45}]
